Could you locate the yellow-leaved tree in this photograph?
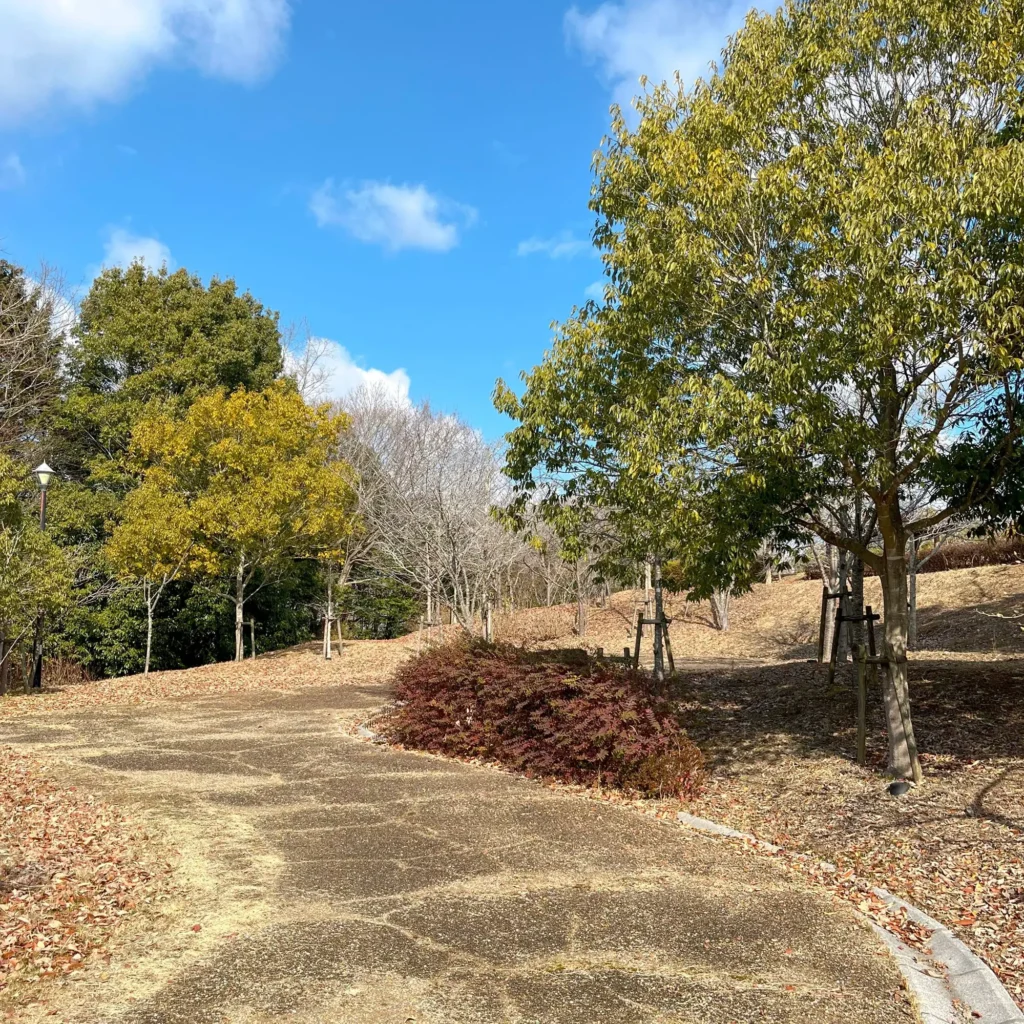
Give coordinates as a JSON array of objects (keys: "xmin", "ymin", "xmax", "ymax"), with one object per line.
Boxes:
[
  {"xmin": 126, "ymin": 383, "xmax": 357, "ymax": 662},
  {"xmin": 104, "ymin": 484, "xmax": 199, "ymax": 676}
]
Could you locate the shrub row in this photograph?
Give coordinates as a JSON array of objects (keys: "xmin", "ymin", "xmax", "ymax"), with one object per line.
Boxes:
[
  {"xmin": 804, "ymin": 534, "xmax": 1024, "ymax": 579},
  {"xmin": 915, "ymin": 535, "xmax": 1024, "ymax": 573},
  {"xmin": 382, "ymin": 640, "xmax": 706, "ymax": 799}
]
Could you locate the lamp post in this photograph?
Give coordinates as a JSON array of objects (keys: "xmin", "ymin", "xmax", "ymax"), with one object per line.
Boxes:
[
  {"xmin": 31, "ymin": 463, "xmax": 54, "ymax": 690},
  {"xmin": 34, "ymin": 462, "xmax": 54, "ymax": 529}
]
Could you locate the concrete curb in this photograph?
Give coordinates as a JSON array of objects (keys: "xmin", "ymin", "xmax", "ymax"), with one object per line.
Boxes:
[{"xmin": 675, "ymin": 811, "xmax": 1023, "ymax": 1024}]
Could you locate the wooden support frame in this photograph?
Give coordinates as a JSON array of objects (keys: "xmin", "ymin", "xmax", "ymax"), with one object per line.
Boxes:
[
  {"xmin": 630, "ymin": 611, "xmax": 675, "ymax": 673},
  {"xmin": 852, "ymin": 608, "xmax": 885, "ymax": 767},
  {"xmin": 829, "ymin": 605, "xmax": 880, "ymax": 685}
]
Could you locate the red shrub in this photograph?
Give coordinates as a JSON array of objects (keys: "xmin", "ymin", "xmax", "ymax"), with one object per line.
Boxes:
[{"xmin": 383, "ymin": 641, "xmax": 706, "ymax": 799}]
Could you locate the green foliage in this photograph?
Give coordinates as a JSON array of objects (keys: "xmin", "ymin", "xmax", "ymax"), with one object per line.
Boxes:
[
  {"xmin": 0, "ymin": 455, "xmax": 74, "ymax": 647},
  {"xmin": 56, "ymin": 262, "xmax": 284, "ymax": 480},
  {"xmin": 499, "ymin": 0, "xmax": 1024, "ymax": 585},
  {"xmin": 340, "ymin": 577, "xmax": 419, "ymax": 640},
  {"xmin": 128, "ymin": 383, "xmax": 356, "ymax": 582},
  {"xmin": 929, "ymin": 398, "xmax": 1024, "ymax": 534}
]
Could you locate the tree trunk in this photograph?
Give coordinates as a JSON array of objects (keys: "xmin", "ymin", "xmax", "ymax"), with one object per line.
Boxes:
[
  {"xmin": 644, "ymin": 561, "xmax": 653, "ymax": 615},
  {"xmin": 908, "ymin": 536, "xmax": 918, "ymax": 648},
  {"xmin": 575, "ymin": 595, "xmax": 587, "ymax": 637},
  {"xmin": 234, "ymin": 555, "xmax": 245, "ymax": 662},
  {"xmin": 324, "ymin": 572, "xmax": 334, "ymax": 660},
  {"xmin": 144, "ymin": 581, "xmax": 154, "ymax": 676},
  {"xmin": 849, "ymin": 555, "xmax": 865, "ymax": 651},
  {"xmin": 878, "ymin": 529, "xmax": 922, "ymax": 782},
  {"xmin": 820, "ymin": 544, "xmax": 836, "ymax": 655},
  {"xmin": 710, "ymin": 588, "xmax": 730, "ymax": 631},
  {"xmin": 0, "ymin": 638, "xmax": 8, "ymax": 696},
  {"xmin": 652, "ymin": 559, "xmax": 665, "ymax": 681},
  {"xmin": 837, "ymin": 555, "xmax": 850, "ymax": 663},
  {"xmin": 574, "ymin": 561, "xmax": 587, "ymax": 637},
  {"xmin": 848, "ymin": 497, "xmax": 865, "ymax": 651}
]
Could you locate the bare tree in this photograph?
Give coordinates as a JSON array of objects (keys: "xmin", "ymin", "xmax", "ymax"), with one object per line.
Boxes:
[
  {"xmin": 285, "ymin": 322, "xmax": 334, "ymax": 405},
  {"xmin": 339, "ymin": 387, "xmax": 541, "ymax": 633},
  {"xmin": 0, "ymin": 261, "xmax": 67, "ymax": 456}
]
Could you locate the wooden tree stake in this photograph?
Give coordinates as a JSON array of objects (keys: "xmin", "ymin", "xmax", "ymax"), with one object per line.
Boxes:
[{"xmin": 856, "ymin": 644, "xmax": 867, "ymax": 765}]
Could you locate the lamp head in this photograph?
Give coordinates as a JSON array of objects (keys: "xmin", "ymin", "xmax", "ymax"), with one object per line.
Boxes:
[{"xmin": 33, "ymin": 462, "xmax": 55, "ymax": 490}]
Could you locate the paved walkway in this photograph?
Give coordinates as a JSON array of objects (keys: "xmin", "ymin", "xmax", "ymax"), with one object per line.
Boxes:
[{"xmin": 0, "ymin": 683, "xmax": 915, "ymax": 1024}]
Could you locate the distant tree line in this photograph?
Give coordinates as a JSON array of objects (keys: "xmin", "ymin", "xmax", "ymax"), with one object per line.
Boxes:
[{"xmin": 0, "ymin": 259, "xmax": 595, "ymax": 687}]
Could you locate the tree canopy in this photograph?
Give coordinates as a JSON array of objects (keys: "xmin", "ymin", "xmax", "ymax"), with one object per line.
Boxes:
[
  {"xmin": 57, "ymin": 262, "xmax": 284, "ymax": 479},
  {"xmin": 497, "ymin": 0, "xmax": 1024, "ymax": 780},
  {"xmin": 127, "ymin": 383, "xmax": 357, "ymax": 660}
]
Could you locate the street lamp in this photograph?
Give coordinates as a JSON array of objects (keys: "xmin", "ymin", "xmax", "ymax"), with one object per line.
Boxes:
[
  {"xmin": 31, "ymin": 462, "xmax": 54, "ymax": 690},
  {"xmin": 33, "ymin": 462, "xmax": 54, "ymax": 530}
]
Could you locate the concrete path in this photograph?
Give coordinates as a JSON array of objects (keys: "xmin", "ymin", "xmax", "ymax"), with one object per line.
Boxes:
[{"xmin": 0, "ymin": 683, "xmax": 916, "ymax": 1024}]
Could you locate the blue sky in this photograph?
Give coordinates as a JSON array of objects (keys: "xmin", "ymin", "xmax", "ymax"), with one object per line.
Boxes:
[{"xmin": 0, "ymin": 0, "xmax": 749, "ymax": 438}]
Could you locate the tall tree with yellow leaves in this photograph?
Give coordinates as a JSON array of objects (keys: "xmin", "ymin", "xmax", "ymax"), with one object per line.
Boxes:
[{"xmin": 128, "ymin": 384, "xmax": 357, "ymax": 661}]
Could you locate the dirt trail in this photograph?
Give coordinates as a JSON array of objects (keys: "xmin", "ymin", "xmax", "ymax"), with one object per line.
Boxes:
[{"xmin": 0, "ymin": 681, "xmax": 917, "ymax": 1024}]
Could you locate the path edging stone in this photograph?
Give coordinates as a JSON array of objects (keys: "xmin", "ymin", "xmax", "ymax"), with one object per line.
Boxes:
[{"xmin": 675, "ymin": 811, "xmax": 1024, "ymax": 1024}]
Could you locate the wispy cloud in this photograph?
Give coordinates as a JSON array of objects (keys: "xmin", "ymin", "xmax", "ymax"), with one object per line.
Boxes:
[
  {"xmin": 99, "ymin": 228, "xmax": 174, "ymax": 273},
  {"xmin": 0, "ymin": 153, "xmax": 26, "ymax": 189},
  {"xmin": 0, "ymin": 0, "xmax": 291, "ymax": 124},
  {"xmin": 516, "ymin": 231, "xmax": 592, "ymax": 260},
  {"xmin": 584, "ymin": 280, "xmax": 606, "ymax": 300},
  {"xmin": 310, "ymin": 180, "xmax": 475, "ymax": 253},
  {"xmin": 565, "ymin": 0, "xmax": 751, "ymax": 109}
]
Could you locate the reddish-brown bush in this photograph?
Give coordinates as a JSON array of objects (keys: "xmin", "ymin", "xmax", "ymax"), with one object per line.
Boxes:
[{"xmin": 383, "ymin": 640, "xmax": 706, "ymax": 799}]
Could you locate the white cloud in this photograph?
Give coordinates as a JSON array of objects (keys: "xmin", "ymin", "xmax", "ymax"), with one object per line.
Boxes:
[
  {"xmin": 287, "ymin": 338, "xmax": 411, "ymax": 406},
  {"xmin": 565, "ymin": 0, "xmax": 752, "ymax": 109},
  {"xmin": 0, "ymin": 0, "xmax": 291, "ymax": 124},
  {"xmin": 100, "ymin": 228, "xmax": 174, "ymax": 272},
  {"xmin": 0, "ymin": 153, "xmax": 26, "ymax": 189},
  {"xmin": 584, "ymin": 280, "xmax": 606, "ymax": 300},
  {"xmin": 516, "ymin": 232, "xmax": 591, "ymax": 259},
  {"xmin": 310, "ymin": 180, "xmax": 475, "ymax": 253}
]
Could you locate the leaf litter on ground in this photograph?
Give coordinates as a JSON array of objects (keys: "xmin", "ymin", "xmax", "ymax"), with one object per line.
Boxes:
[{"xmin": 0, "ymin": 747, "xmax": 167, "ymax": 1002}]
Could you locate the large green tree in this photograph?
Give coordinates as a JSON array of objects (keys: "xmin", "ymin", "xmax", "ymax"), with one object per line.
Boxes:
[
  {"xmin": 57, "ymin": 262, "xmax": 283, "ymax": 481},
  {"xmin": 42, "ymin": 262, "xmax": 287, "ymax": 675},
  {"xmin": 500, "ymin": 0, "xmax": 1024, "ymax": 780}
]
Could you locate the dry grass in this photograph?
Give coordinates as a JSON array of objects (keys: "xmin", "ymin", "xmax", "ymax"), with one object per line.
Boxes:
[
  {"xmin": 495, "ymin": 562, "xmax": 1024, "ymax": 664},
  {"xmin": 0, "ymin": 638, "xmax": 417, "ymax": 721}
]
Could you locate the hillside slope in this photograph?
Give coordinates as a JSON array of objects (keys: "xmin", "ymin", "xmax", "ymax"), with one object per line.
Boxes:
[{"xmin": 495, "ymin": 562, "xmax": 1024, "ymax": 664}]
